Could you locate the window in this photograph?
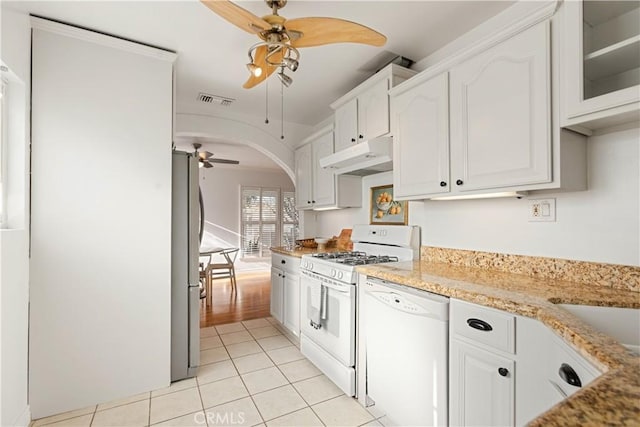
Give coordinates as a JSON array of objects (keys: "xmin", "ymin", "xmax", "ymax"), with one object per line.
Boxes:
[{"xmin": 241, "ymin": 187, "xmax": 298, "ymax": 258}]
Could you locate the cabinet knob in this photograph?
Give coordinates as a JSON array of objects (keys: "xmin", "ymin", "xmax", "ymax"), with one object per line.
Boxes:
[
  {"xmin": 558, "ymin": 363, "xmax": 582, "ymax": 387},
  {"xmin": 498, "ymin": 368, "xmax": 509, "ymax": 377},
  {"xmin": 351, "ymin": 138, "xmax": 356, "ymax": 142},
  {"xmin": 359, "ymin": 134, "xmax": 364, "ymax": 139},
  {"xmin": 307, "ymin": 201, "xmax": 311, "ymax": 204},
  {"xmin": 440, "ymin": 181, "xmax": 447, "ymax": 187},
  {"xmin": 281, "ymin": 260, "xmax": 286, "ymax": 264},
  {"xmin": 456, "ymin": 179, "xmax": 464, "ymax": 186},
  {"xmin": 312, "ymin": 200, "xmax": 316, "ymax": 203}
]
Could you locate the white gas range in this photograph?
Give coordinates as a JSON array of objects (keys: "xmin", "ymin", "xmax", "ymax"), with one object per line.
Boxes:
[{"xmin": 299, "ymin": 224, "xmax": 420, "ymax": 396}]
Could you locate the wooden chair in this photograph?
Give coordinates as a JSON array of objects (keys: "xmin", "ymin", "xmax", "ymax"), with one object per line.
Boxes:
[
  {"xmin": 206, "ymin": 248, "xmax": 239, "ymax": 294},
  {"xmin": 199, "ymin": 254, "xmax": 212, "ymax": 304}
]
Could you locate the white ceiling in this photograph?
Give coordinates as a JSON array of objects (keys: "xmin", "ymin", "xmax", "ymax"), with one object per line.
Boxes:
[{"xmin": 6, "ymin": 0, "xmax": 513, "ymax": 168}]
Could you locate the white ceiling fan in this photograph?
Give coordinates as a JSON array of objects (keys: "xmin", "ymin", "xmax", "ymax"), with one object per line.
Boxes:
[{"xmin": 193, "ymin": 143, "xmax": 240, "ymax": 168}]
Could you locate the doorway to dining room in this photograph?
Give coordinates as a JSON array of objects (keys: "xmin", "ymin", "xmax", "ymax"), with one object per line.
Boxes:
[{"xmin": 193, "ymin": 143, "xmax": 298, "ymax": 328}]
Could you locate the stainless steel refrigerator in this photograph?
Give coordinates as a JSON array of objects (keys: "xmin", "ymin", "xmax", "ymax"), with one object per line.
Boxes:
[{"xmin": 171, "ymin": 151, "xmax": 200, "ymax": 381}]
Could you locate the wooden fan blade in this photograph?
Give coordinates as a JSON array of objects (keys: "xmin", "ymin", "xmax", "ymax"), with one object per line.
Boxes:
[
  {"xmin": 243, "ymin": 45, "xmax": 285, "ymax": 89},
  {"xmin": 287, "ymin": 17, "xmax": 387, "ymax": 48},
  {"xmin": 203, "ymin": 162, "xmax": 214, "ymax": 168},
  {"xmin": 210, "ymin": 158, "xmax": 240, "ymax": 164},
  {"xmin": 200, "ymin": 0, "xmax": 271, "ymax": 34}
]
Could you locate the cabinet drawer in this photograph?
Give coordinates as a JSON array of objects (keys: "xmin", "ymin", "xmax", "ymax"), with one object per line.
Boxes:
[
  {"xmin": 451, "ymin": 299, "xmax": 515, "ymax": 354},
  {"xmin": 272, "ymin": 254, "xmax": 300, "ymax": 274}
]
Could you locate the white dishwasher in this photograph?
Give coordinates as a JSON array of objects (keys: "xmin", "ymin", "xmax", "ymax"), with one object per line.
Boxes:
[{"xmin": 364, "ymin": 277, "xmax": 449, "ymax": 427}]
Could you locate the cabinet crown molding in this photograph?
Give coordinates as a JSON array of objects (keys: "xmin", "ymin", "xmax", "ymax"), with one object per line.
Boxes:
[
  {"xmin": 31, "ymin": 16, "xmax": 178, "ymax": 63},
  {"xmin": 390, "ymin": 0, "xmax": 558, "ymax": 98},
  {"xmin": 330, "ymin": 64, "xmax": 416, "ymax": 110}
]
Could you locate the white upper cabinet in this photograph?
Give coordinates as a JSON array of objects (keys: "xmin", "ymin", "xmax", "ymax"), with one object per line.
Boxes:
[
  {"xmin": 357, "ymin": 78, "xmax": 391, "ymax": 142},
  {"xmin": 392, "ymin": 72, "xmax": 450, "ymax": 199},
  {"xmin": 295, "ymin": 126, "xmax": 361, "ymax": 210},
  {"xmin": 311, "ymin": 130, "xmax": 337, "ymax": 207},
  {"xmin": 450, "ymin": 21, "xmax": 552, "ymax": 192},
  {"xmin": 562, "ymin": 0, "xmax": 640, "ymax": 132},
  {"xmin": 332, "ymin": 64, "xmax": 417, "ymax": 152},
  {"xmin": 294, "ymin": 143, "xmax": 313, "ymax": 209},
  {"xmin": 334, "ymin": 98, "xmax": 359, "ymax": 152}
]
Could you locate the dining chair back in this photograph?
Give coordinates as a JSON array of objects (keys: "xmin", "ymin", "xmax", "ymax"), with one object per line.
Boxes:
[{"xmin": 206, "ymin": 248, "xmax": 239, "ymax": 291}]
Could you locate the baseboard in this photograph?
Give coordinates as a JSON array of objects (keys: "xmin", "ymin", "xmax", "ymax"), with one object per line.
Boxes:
[{"xmin": 12, "ymin": 404, "xmax": 31, "ymax": 427}]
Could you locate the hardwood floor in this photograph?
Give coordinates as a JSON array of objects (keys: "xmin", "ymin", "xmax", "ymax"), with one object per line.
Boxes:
[{"xmin": 199, "ymin": 270, "xmax": 271, "ymax": 328}]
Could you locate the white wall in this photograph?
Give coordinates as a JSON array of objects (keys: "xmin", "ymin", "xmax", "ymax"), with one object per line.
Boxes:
[
  {"xmin": 0, "ymin": 5, "xmax": 31, "ymax": 427},
  {"xmin": 199, "ymin": 166, "xmax": 294, "ymax": 248},
  {"xmin": 28, "ymin": 23, "xmax": 174, "ymax": 418},
  {"xmin": 313, "ymin": 127, "xmax": 640, "ymax": 266}
]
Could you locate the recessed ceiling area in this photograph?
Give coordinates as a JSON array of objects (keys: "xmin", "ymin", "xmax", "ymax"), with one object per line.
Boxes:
[{"xmin": 6, "ymin": 1, "xmax": 514, "ymax": 126}]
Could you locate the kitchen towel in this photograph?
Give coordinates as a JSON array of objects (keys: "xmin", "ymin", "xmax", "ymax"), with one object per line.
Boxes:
[{"xmin": 307, "ymin": 283, "xmax": 326, "ymax": 329}]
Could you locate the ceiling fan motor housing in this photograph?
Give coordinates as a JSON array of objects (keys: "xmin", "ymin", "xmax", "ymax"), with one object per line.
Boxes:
[{"xmin": 265, "ymin": 0, "xmax": 287, "ymax": 13}]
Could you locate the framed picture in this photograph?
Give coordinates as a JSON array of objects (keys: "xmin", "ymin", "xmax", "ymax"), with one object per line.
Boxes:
[{"xmin": 370, "ymin": 184, "xmax": 408, "ymax": 225}]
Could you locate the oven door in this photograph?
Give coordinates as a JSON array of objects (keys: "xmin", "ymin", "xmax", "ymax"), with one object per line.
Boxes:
[{"xmin": 300, "ymin": 270, "xmax": 356, "ymax": 367}]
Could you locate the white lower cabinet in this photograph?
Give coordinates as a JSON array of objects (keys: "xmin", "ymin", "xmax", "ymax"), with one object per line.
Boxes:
[
  {"xmin": 450, "ymin": 339, "xmax": 515, "ymax": 427},
  {"xmin": 283, "ymin": 272, "xmax": 300, "ymax": 337},
  {"xmin": 270, "ymin": 254, "xmax": 300, "ymax": 337},
  {"xmin": 450, "ymin": 299, "xmax": 602, "ymax": 426},
  {"xmin": 270, "ymin": 267, "xmax": 284, "ymax": 323}
]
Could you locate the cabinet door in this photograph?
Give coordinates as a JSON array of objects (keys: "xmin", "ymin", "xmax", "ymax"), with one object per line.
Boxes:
[
  {"xmin": 294, "ymin": 144, "xmax": 313, "ymax": 209},
  {"xmin": 450, "ymin": 21, "xmax": 551, "ymax": 192},
  {"xmin": 283, "ymin": 273, "xmax": 300, "ymax": 337},
  {"xmin": 334, "ymin": 98, "xmax": 358, "ymax": 152},
  {"xmin": 358, "ymin": 78, "xmax": 390, "ymax": 141},
  {"xmin": 270, "ymin": 267, "xmax": 284, "ymax": 323},
  {"xmin": 563, "ymin": 1, "xmax": 640, "ymax": 121},
  {"xmin": 392, "ymin": 73, "xmax": 450, "ymax": 199},
  {"xmin": 450, "ymin": 339, "xmax": 514, "ymax": 427},
  {"xmin": 312, "ymin": 131, "xmax": 337, "ymax": 208}
]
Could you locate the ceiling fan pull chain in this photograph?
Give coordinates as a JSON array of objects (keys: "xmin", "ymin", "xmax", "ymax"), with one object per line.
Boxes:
[
  {"xmin": 281, "ymin": 69, "xmax": 285, "ymax": 140},
  {"xmin": 265, "ymin": 78, "xmax": 269, "ymax": 124}
]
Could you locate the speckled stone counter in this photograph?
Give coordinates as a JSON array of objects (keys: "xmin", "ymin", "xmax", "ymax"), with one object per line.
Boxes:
[
  {"xmin": 270, "ymin": 246, "xmax": 344, "ymax": 258},
  {"xmin": 357, "ymin": 258, "xmax": 640, "ymax": 426}
]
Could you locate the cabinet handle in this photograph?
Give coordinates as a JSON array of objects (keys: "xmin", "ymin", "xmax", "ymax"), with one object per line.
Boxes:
[
  {"xmin": 456, "ymin": 179, "xmax": 464, "ymax": 186},
  {"xmin": 558, "ymin": 363, "xmax": 582, "ymax": 387},
  {"xmin": 440, "ymin": 181, "xmax": 447, "ymax": 187},
  {"xmin": 351, "ymin": 138, "xmax": 356, "ymax": 142},
  {"xmin": 359, "ymin": 134, "xmax": 364, "ymax": 139},
  {"xmin": 466, "ymin": 318, "xmax": 493, "ymax": 331},
  {"xmin": 498, "ymin": 367, "xmax": 509, "ymax": 377}
]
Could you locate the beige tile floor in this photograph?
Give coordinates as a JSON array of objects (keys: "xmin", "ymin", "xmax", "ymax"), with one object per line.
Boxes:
[{"xmin": 31, "ymin": 317, "xmax": 384, "ymax": 427}]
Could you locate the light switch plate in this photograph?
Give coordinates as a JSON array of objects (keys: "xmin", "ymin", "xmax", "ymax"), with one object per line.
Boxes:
[{"xmin": 528, "ymin": 198, "xmax": 556, "ymax": 222}]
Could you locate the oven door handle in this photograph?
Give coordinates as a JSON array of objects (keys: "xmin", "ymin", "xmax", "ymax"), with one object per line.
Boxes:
[{"xmin": 303, "ymin": 273, "xmax": 352, "ymax": 294}]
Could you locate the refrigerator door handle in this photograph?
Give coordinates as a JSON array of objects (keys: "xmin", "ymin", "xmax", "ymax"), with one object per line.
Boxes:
[{"xmin": 188, "ymin": 286, "xmax": 200, "ymax": 373}]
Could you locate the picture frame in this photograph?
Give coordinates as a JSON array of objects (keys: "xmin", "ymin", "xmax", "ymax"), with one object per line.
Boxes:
[{"xmin": 370, "ymin": 184, "xmax": 408, "ymax": 225}]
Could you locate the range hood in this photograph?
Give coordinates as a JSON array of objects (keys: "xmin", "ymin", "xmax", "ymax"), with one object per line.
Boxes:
[{"xmin": 319, "ymin": 137, "xmax": 393, "ymax": 176}]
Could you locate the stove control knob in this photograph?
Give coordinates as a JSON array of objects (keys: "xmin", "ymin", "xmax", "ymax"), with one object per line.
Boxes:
[
  {"xmin": 331, "ymin": 269, "xmax": 337, "ymax": 277},
  {"xmin": 338, "ymin": 272, "xmax": 344, "ymax": 280},
  {"xmin": 309, "ymin": 262, "xmax": 313, "ymax": 270}
]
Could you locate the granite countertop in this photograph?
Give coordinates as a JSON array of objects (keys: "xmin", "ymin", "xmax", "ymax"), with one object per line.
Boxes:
[
  {"xmin": 271, "ymin": 246, "xmax": 344, "ymax": 258},
  {"xmin": 357, "ymin": 260, "xmax": 640, "ymax": 426}
]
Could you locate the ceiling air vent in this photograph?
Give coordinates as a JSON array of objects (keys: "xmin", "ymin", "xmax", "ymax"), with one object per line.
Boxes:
[{"xmin": 197, "ymin": 92, "xmax": 234, "ymax": 106}]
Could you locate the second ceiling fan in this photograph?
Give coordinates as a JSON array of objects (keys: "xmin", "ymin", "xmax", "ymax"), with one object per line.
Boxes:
[
  {"xmin": 193, "ymin": 143, "xmax": 240, "ymax": 168},
  {"xmin": 201, "ymin": 0, "xmax": 387, "ymax": 88}
]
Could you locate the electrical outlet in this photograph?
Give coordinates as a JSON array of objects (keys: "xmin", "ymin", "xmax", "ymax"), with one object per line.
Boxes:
[{"xmin": 528, "ymin": 198, "xmax": 556, "ymax": 222}]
